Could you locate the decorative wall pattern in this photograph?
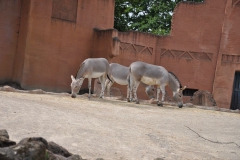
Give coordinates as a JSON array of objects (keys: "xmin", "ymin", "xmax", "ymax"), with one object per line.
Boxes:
[
  {"xmin": 52, "ymin": 0, "xmax": 78, "ymax": 22},
  {"xmin": 221, "ymin": 54, "xmax": 240, "ymax": 63},
  {"xmin": 161, "ymin": 49, "xmax": 213, "ymax": 61},
  {"xmin": 120, "ymin": 42, "xmax": 153, "ymax": 55}
]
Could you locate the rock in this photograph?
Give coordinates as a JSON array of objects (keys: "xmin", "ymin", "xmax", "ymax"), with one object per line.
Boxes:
[
  {"xmin": 29, "ymin": 89, "xmax": 45, "ymax": 94},
  {"xmin": 18, "ymin": 137, "xmax": 48, "ymax": 149},
  {"xmin": 0, "ymin": 133, "xmax": 84, "ymax": 160},
  {"xmin": 0, "ymin": 137, "xmax": 16, "ymax": 148},
  {"xmin": 46, "ymin": 150, "xmax": 84, "ymax": 160},
  {"xmin": 2, "ymin": 86, "xmax": 15, "ymax": 92},
  {"xmin": 0, "ymin": 138, "xmax": 47, "ymax": 160},
  {"xmin": 148, "ymin": 98, "xmax": 157, "ymax": 104},
  {"xmin": 48, "ymin": 141, "xmax": 72, "ymax": 157},
  {"xmin": 0, "ymin": 130, "xmax": 9, "ymax": 139},
  {"xmin": 67, "ymin": 155, "xmax": 85, "ymax": 160},
  {"xmin": 185, "ymin": 103, "xmax": 194, "ymax": 107}
]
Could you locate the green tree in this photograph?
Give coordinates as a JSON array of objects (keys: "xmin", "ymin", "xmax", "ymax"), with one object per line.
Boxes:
[{"xmin": 114, "ymin": 0, "xmax": 204, "ymax": 35}]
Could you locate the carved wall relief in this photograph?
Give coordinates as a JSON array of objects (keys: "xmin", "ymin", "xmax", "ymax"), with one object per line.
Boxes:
[
  {"xmin": 221, "ymin": 54, "xmax": 240, "ymax": 64},
  {"xmin": 161, "ymin": 49, "xmax": 213, "ymax": 62},
  {"xmin": 120, "ymin": 42, "xmax": 153, "ymax": 55}
]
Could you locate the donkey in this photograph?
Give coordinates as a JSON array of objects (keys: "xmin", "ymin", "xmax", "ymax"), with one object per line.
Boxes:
[
  {"xmin": 128, "ymin": 61, "xmax": 186, "ymax": 108},
  {"xmin": 70, "ymin": 58, "xmax": 110, "ymax": 99},
  {"xmin": 105, "ymin": 63, "xmax": 155, "ymax": 100}
]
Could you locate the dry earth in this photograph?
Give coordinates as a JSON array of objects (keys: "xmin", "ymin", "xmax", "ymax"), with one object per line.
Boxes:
[{"xmin": 0, "ymin": 90, "xmax": 240, "ymax": 160}]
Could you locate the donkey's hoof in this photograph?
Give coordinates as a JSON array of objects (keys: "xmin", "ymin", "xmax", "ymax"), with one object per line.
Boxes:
[
  {"xmin": 136, "ymin": 101, "xmax": 140, "ymax": 104},
  {"xmin": 127, "ymin": 98, "xmax": 130, "ymax": 102},
  {"xmin": 157, "ymin": 102, "xmax": 163, "ymax": 106}
]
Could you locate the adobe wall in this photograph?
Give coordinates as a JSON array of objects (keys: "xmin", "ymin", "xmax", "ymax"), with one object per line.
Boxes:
[
  {"xmin": 112, "ymin": 31, "xmax": 159, "ymax": 99},
  {"xmin": 94, "ymin": 0, "xmax": 227, "ymax": 101},
  {"xmin": 12, "ymin": 0, "xmax": 31, "ymax": 84},
  {"xmin": 1, "ymin": 0, "xmax": 239, "ymax": 108},
  {"xmin": 93, "ymin": 29, "xmax": 159, "ymax": 99},
  {"xmin": 2, "ymin": 0, "xmax": 114, "ymax": 92},
  {"xmin": 0, "ymin": 0, "xmax": 21, "ymax": 83},
  {"xmin": 154, "ymin": 0, "xmax": 227, "ymax": 103},
  {"xmin": 213, "ymin": 0, "xmax": 240, "ymax": 108}
]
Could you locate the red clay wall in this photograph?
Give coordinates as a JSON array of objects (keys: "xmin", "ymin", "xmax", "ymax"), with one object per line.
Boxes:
[
  {"xmin": 11, "ymin": 0, "xmax": 114, "ymax": 92},
  {"xmin": 12, "ymin": 0, "xmax": 31, "ymax": 84},
  {"xmin": 93, "ymin": 29, "xmax": 159, "ymax": 99},
  {"xmin": 112, "ymin": 31, "xmax": 158, "ymax": 99},
  {"xmin": 213, "ymin": 0, "xmax": 240, "ymax": 108},
  {"xmin": 156, "ymin": 0, "xmax": 226, "ymax": 93},
  {"xmin": 95, "ymin": 0, "xmax": 227, "ymax": 101},
  {"xmin": 0, "ymin": 0, "xmax": 21, "ymax": 83},
  {"xmin": 1, "ymin": 0, "xmax": 239, "ymax": 108}
]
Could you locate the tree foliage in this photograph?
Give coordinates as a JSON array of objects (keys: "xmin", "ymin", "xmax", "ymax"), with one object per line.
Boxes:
[{"xmin": 114, "ymin": 0, "xmax": 204, "ymax": 35}]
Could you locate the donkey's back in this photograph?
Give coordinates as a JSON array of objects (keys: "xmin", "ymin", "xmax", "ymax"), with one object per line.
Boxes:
[
  {"xmin": 130, "ymin": 61, "xmax": 169, "ymax": 84},
  {"xmin": 83, "ymin": 58, "xmax": 109, "ymax": 72}
]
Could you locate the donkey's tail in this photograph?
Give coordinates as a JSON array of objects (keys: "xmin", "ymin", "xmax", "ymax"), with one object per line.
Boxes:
[
  {"xmin": 107, "ymin": 74, "xmax": 113, "ymax": 83},
  {"xmin": 127, "ymin": 67, "xmax": 131, "ymax": 89}
]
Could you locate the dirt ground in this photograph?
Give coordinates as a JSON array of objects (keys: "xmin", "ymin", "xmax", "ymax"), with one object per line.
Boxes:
[{"xmin": 0, "ymin": 90, "xmax": 240, "ymax": 160}]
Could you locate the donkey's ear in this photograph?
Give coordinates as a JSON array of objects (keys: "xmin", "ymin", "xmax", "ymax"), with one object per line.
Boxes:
[
  {"xmin": 181, "ymin": 86, "xmax": 187, "ymax": 90},
  {"xmin": 71, "ymin": 75, "xmax": 75, "ymax": 81}
]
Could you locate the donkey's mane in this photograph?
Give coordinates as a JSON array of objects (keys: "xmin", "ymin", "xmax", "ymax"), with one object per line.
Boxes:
[
  {"xmin": 168, "ymin": 71, "xmax": 182, "ymax": 88},
  {"xmin": 75, "ymin": 62, "xmax": 85, "ymax": 78}
]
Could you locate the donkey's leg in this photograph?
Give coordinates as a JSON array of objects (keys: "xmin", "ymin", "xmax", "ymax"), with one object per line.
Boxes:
[
  {"xmin": 128, "ymin": 75, "xmax": 134, "ymax": 102},
  {"xmin": 156, "ymin": 85, "xmax": 163, "ymax": 106},
  {"xmin": 104, "ymin": 79, "xmax": 110, "ymax": 96},
  {"xmin": 133, "ymin": 81, "xmax": 140, "ymax": 104},
  {"xmin": 127, "ymin": 85, "xmax": 130, "ymax": 102},
  {"xmin": 158, "ymin": 85, "xmax": 166, "ymax": 106},
  {"xmin": 99, "ymin": 75, "xmax": 107, "ymax": 98},
  {"xmin": 107, "ymin": 80, "xmax": 114, "ymax": 97},
  {"xmin": 88, "ymin": 77, "xmax": 92, "ymax": 100}
]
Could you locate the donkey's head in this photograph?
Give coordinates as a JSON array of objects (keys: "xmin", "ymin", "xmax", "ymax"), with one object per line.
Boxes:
[
  {"xmin": 70, "ymin": 75, "xmax": 84, "ymax": 98},
  {"xmin": 145, "ymin": 85, "xmax": 156, "ymax": 99},
  {"xmin": 173, "ymin": 86, "xmax": 186, "ymax": 108}
]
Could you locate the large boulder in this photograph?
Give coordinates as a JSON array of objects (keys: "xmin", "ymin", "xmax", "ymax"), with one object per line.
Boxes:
[
  {"xmin": 0, "ymin": 137, "xmax": 47, "ymax": 160},
  {"xmin": 0, "ymin": 130, "xmax": 9, "ymax": 139},
  {"xmin": 0, "ymin": 130, "xmax": 85, "ymax": 160},
  {"xmin": 46, "ymin": 150, "xmax": 84, "ymax": 160},
  {"xmin": 0, "ymin": 130, "xmax": 16, "ymax": 148},
  {"xmin": 0, "ymin": 137, "xmax": 16, "ymax": 148},
  {"xmin": 48, "ymin": 141, "xmax": 73, "ymax": 157}
]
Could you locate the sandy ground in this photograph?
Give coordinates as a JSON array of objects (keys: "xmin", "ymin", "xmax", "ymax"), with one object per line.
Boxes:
[{"xmin": 0, "ymin": 91, "xmax": 240, "ymax": 160}]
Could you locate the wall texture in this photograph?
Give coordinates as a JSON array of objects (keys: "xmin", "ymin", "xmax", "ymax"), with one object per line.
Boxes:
[
  {"xmin": 213, "ymin": 0, "xmax": 240, "ymax": 108},
  {"xmin": 0, "ymin": 0, "xmax": 239, "ymax": 108},
  {"xmin": 0, "ymin": 0, "xmax": 21, "ymax": 83}
]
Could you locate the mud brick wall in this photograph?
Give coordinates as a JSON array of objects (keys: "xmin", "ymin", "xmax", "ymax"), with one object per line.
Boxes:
[
  {"xmin": 213, "ymin": 0, "xmax": 240, "ymax": 108},
  {"xmin": 0, "ymin": 0, "xmax": 114, "ymax": 92},
  {"xmin": 0, "ymin": 0, "xmax": 22, "ymax": 83},
  {"xmin": 1, "ymin": 0, "xmax": 240, "ymax": 108}
]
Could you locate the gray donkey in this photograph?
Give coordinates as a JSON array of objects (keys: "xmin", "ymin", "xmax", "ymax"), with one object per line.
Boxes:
[
  {"xmin": 105, "ymin": 63, "xmax": 155, "ymax": 100},
  {"xmin": 128, "ymin": 61, "xmax": 186, "ymax": 108},
  {"xmin": 71, "ymin": 58, "xmax": 110, "ymax": 99}
]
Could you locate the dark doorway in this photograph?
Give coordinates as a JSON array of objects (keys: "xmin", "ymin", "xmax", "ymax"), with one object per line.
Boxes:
[{"xmin": 230, "ymin": 71, "xmax": 240, "ymax": 110}]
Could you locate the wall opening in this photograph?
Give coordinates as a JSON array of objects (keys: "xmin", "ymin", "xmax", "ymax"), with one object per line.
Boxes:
[
  {"xmin": 230, "ymin": 71, "xmax": 240, "ymax": 110},
  {"xmin": 183, "ymin": 88, "xmax": 198, "ymax": 96}
]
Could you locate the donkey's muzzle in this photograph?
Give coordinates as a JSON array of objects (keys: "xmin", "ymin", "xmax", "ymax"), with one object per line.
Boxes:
[{"xmin": 178, "ymin": 104, "xmax": 183, "ymax": 108}]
